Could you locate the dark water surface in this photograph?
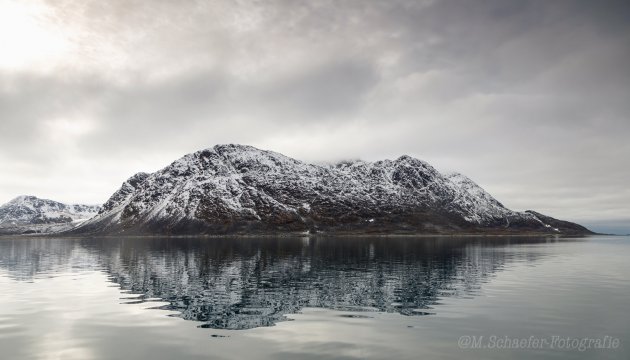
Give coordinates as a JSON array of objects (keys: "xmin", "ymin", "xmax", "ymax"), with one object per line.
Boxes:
[{"xmin": 0, "ymin": 236, "xmax": 627, "ymax": 359}]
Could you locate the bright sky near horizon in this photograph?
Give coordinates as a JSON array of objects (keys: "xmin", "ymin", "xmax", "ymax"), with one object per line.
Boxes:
[{"xmin": 0, "ymin": 0, "xmax": 628, "ymax": 233}]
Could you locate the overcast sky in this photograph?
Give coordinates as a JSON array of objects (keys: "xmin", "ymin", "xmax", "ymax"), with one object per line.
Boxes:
[{"xmin": 0, "ymin": 0, "xmax": 628, "ymax": 233}]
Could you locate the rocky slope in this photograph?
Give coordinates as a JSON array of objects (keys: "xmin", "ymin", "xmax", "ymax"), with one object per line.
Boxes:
[
  {"xmin": 0, "ymin": 196, "xmax": 100, "ymax": 235},
  {"xmin": 70, "ymin": 144, "xmax": 593, "ymax": 236},
  {"xmin": 524, "ymin": 210, "xmax": 594, "ymax": 236}
]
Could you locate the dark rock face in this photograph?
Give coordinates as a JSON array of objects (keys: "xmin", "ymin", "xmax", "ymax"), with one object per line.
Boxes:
[
  {"xmin": 100, "ymin": 172, "xmax": 150, "ymax": 214},
  {"xmin": 71, "ymin": 144, "xmax": 593, "ymax": 236},
  {"xmin": 0, "ymin": 196, "xmax": 100, "ymax": 235}
]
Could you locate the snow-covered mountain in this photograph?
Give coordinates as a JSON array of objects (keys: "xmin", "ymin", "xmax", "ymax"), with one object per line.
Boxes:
[
  {"xmin": 71, "ymin": 144, "xmax": 592, "ymax": 236},
  {"xmin": 0, "ymin": 196, "xmax": 100, "ymax": 235}
]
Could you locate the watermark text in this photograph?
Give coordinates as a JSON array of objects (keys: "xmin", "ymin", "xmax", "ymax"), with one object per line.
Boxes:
[{"xmin": 458, "ymin": 335, "xmax": 620, "ymax": 352}]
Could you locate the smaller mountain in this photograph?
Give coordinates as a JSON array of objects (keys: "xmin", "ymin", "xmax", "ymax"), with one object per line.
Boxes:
[{"xmin": 0, "ymin": 196, "xmax": 100, "ymax": 235}]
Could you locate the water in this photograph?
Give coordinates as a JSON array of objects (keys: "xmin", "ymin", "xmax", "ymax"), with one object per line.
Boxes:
[{"xmin": 0, "ymin": 235, "xmax": 627, "ymax": 359}]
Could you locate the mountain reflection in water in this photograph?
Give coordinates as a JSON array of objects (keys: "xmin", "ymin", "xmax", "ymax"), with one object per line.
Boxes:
[{"xmin": 0, "ymin": 236, "xmax": 563, "ymax": 330}]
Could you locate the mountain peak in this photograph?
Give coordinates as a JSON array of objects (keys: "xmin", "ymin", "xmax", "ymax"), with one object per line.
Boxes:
[
  {"xmin": 212, "ymin": 143, "xmax": 260, "ymax": 152},
  {"xmin": 6, "ymin": 195, "xmax": 39, "ymax": 205}
]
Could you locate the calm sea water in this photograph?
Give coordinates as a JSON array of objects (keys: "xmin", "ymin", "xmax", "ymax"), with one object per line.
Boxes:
[{"xmin": 0, "ymin": 235, "xmax": 627, "ymax": 359}]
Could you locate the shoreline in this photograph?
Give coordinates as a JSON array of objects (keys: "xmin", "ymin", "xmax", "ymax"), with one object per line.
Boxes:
[{"xmin": 0, "ymin": 232, "xmax": 604, "ymax": 239}]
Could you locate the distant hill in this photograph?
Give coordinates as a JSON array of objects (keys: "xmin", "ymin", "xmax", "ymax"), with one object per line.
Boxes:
[{"xmin": 0, "ymin": 196, "xmax": 100, "ymax": 235}]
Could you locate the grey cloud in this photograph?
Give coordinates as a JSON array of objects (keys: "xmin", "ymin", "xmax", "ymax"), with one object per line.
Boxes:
[
  {"xmin": 0, "ymin": 73, "xmax": 106, "ymax": 156},
  {"xmin": 255, "ymin": 60, "xmax": 380, "ymax": 120}
]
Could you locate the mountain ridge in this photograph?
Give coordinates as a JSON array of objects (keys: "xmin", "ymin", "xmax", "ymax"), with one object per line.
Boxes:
[{"xmin": 67, "ymin": 144, "xmax": 593, "ymax": 236}]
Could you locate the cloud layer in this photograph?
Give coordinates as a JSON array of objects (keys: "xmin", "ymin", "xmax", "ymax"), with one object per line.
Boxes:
[{"xmin": 1, "ymin": 0, "xmax": 628, "ymax": 233}]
